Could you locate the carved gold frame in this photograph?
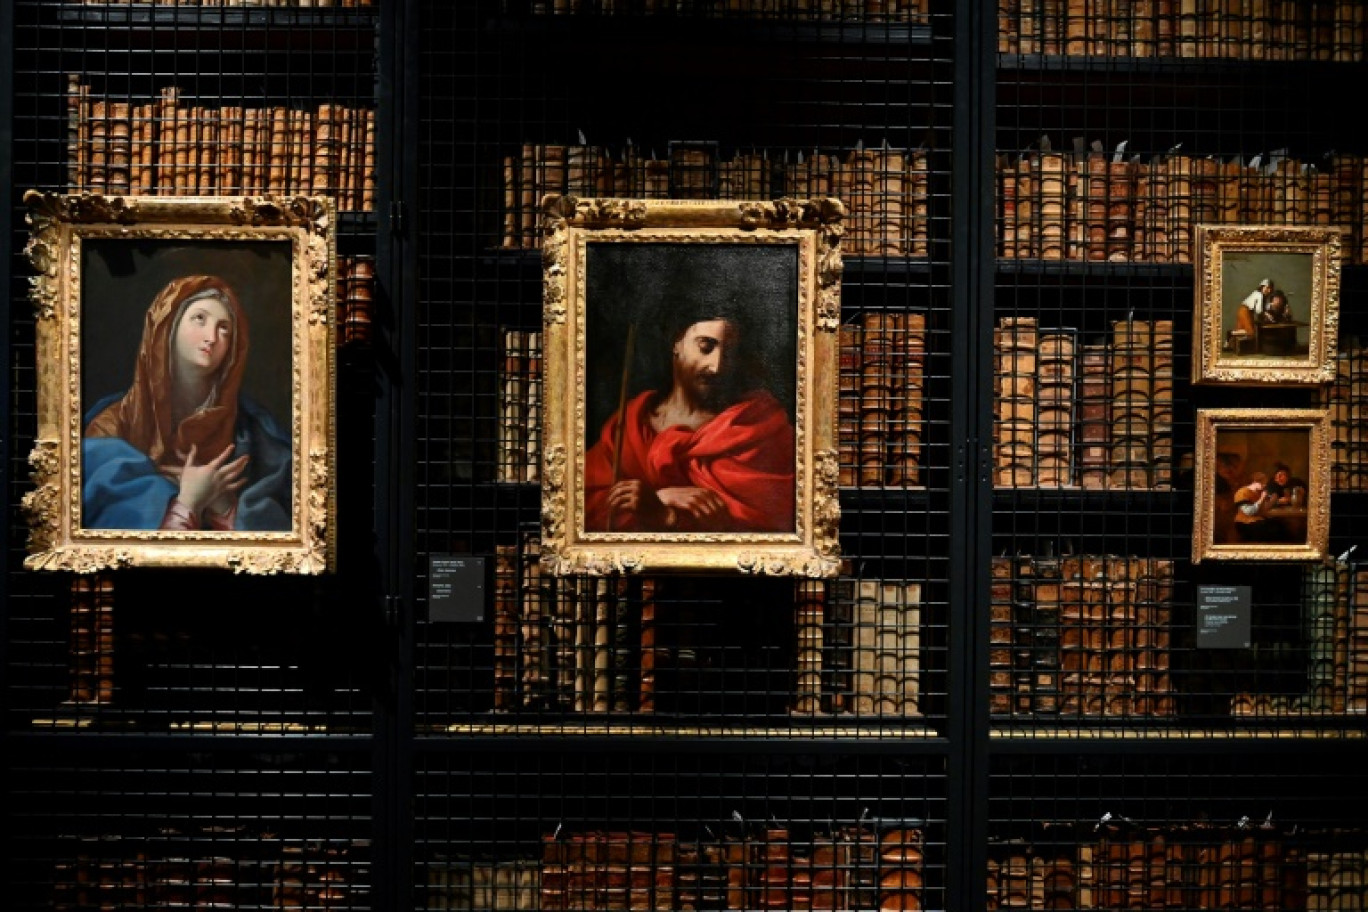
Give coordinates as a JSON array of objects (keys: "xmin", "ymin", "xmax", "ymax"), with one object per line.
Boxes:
[
  {"xmin": 21, "ymin": 192, "xmax": 336, "ymax": 574},
  {"xmin": 539, "ymin": 195, "xmax": 843, "ymax": 577},
  {"xmin": 1192, "ymin": 224, "xmax": 1342, "ymax": 386},
  {"xmin": 1192, "ymin": 408, "xmax": 1331, "ymax": 563}
]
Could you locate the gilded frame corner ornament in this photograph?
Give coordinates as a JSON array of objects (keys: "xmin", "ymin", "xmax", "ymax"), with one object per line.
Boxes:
[
  {"xmin": 539, "ymin": 196, "xmax": 843, "ymax": 577},
  {"xmin": 1192, "ymin": 223, "xmax": 1342, "ymax": 386},
  {"xmin": 22, "ymin": 192, "xmax": 337, "ymax": 574},
  {"xmin": 1192, "ymin": 407, "xmax": 1332, "ymax": 564}
]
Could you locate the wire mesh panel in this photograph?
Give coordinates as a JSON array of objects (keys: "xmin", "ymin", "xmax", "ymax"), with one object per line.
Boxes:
[
  {"xmin": 986, "ymin": 750, "xmax": 1368, "ymax": 912},
  {"xmin": 413, "ymin": 2, "xmax": 958, "ymax": 734},
  {"xmin": 990, "ymin": 5, "xmax": 1368, "ymax": 735},
  {"xmin": 415, "ymin": 749, "xmax": 948, "ymax": 912},
  {"xmin": 4, "ymin": 3, "xmax": 381, "ymax": 732},
  {"xmin": 4, "ymin": 743, "xmax": 375, "ymax": 911}
]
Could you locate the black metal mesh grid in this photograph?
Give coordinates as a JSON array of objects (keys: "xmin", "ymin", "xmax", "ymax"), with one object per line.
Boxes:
[
  {"xmin": 412, "ymin": 2, "xmax": 959, "ymax": 734},
  {"xmin": 989, "ymin": 11, "xmax": 1368, "ymax": 736},
  {"xmin": 5, "ymin": 743, "xmax": 375, "ymax": 911},
  {"xmin": 4, "ymin": 3, "xmax": 381, "ymax": 732},
  {"xmin": 4, "ymin": 2, "xmax": 1368, "ymax": 910},
  {"xmin": 415, "ymin": 749, "xmax": 948, "ymax": 912},
  {"xmin": 986, "ymin": 750, "xmax": 1368, "ymax": 912}
]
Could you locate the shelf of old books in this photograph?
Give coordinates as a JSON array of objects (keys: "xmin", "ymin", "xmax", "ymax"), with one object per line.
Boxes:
[
  {"xmin": 52, "ymin": 2, "xmax": 377, "ymax": 36},
  {"xmin": 997, "ymin": 2, "xmax": 1366, "ymax": 64},
  {"xmin": 5, "ymin": 742, "xmax": 376, "ymax": 911},
  {"xmin": 415, "ymin": 549, "xmax": 947, "ymax": 737},
  {"xmin": 414, "ymin": 749, "xmax": 948, "ymax": 912},
  {"xmin": 986, "ymin": 751, "xmax": 1368, "ymax": 912}
]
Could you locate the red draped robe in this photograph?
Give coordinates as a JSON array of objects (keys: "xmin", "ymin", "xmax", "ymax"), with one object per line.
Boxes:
[{"xmin": 584, "ymin": 389, "xmax": 796, "ymax": 533}]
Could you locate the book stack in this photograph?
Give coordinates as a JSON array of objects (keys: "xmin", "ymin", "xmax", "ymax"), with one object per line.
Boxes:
[
  {"xmin": 845, "ymin": 579, "xmax": 922, "ymax": 717},
  {"xmin": 501, "ymin": 140, "xmax": 930, "ymax": 257},
  {"xmin": 993, "ymin": 316, "xmax": 1039, "ymax": 487},
  {"xmin": 837, "ymin": 322, "xmax": 862, "ymax": 486},
  {"xmin": 877, "ymin": 828, "xmax": 924, "ymax": 912},
  {"xmin": 1326, "ymin": 341, "xmax": 1368, "ymax": 492},
  {"xmin": 496, "ymin": 328, "xmax": 543, "ymax": 484},
  {"xmin": 515, "ymin": 0, "xmax": 931, "ymax": 21},
  {"xmin": 988, "ymin": 556, "xmax": 1019, "ymax": 716},
  {"xmin": 852, "ymin": 312, "xmax": 928, "ymax": 487},
  {"xmin": 1036, "ymin": 330, "xmax": 1076, "ymax": 488},
  {"xmin": 999, "ymin": 148, "xmax": 1368, "ymax": 264},
  {"xmin": 1108, "ymin": 318, "xmax": 1154, "ymax": 489},
  {"xmin": 492, "ymin": 538, "xmax": 677, "ymax": 714},
  {"xmin": 68, "ymin": 573, "xmax": 115, "ymax": 704},
  {"xmin": 1075, "ymin": 342, "xmax": 1111, "ymax": 489},
  {"xmin": 793, "ymin": 580, "xmax": 827, "ymax": 715},
  {"xmin": 425, "ymin": 857, "xmax": 540, "ymax": 911},
  {"xmin": 991, "ymin": 555, "xmax": 1175, "ymax": 718},
  {"xmin": 985, "ymin": 842, "xmax": 1033, "ymax": 910},
  {"xmin": 82, "ymin": 1, "xmax": 375, "ymax": 6},
  {"xmin": 337, "ymin": 254, "xmax": 375, "ymax": 347},
  {"xmin": 1060, "ymin": 555, "xmax": 1175, "ymax": 718},
  {"xmin": 1232, "ymin": 561, "xmax": 1356, "ymax": 718},
  {"xmin": 1350, "ymin": 565, "xmax": 1368, "ymax": 714},
  {"xmin": 518, "ymin": 532, "xmax": 554, "ymax": 708},
  {"xmin": 540, "ymin": 831, "xmax": 677, "ymax": 912},
  {"xmin": 1306, "ymin": 846, "xmax": 1368, "ymax": 911},
  {"xmin": 998, "ymin": 0, "xmax": 1365, "ymax": 60},
  {"xmin": 66, "ymin": 80, "xmax": 375, "ymax": 208},
  {"xmin": 492, "ymin": 544, "xmax": 520, "ymax": 711},
  {"xmin": 273, "ymin": 839, "xmax": 367, "ymax": 909}
]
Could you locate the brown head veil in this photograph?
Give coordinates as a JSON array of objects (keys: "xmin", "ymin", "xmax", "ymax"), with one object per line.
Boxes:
[{"xmin": 85, "ymin": 275, "xmax": 251, "ymax": 472}]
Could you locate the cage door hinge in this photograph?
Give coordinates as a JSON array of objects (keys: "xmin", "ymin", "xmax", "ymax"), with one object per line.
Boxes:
[
  {"xmin": 383, "ymin": 594, "xmax": 402, "ymax": 626},
  {"xmin": 389, "ymin": 200, "xmax": 406, "ymax": 236}
]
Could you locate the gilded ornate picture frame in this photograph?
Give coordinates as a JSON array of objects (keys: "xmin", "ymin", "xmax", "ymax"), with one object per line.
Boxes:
[
  {"xmin": 22, "ymin": 192, "xmax": 336, "ymax": 573},
  {"xmin": 1192, "ymin": 224, "xmax": 1341, "ymax": 386},
  {"xmin": 539, "ymin": 195, "xmax": 843, "ymax": 577},
  {"xmin": 1192, "ymin": 408, "xmax": 1331, "ymax": 563}
]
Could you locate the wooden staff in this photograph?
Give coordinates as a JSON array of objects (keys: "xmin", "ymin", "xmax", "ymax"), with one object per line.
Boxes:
[{"xmin": 606, "ymin": 323, "xmax": 636, "ymax": 532}]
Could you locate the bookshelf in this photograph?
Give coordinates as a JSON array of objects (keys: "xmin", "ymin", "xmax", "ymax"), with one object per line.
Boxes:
[{"xmin": 5, "ymin": 2, "xmax": 1368, "ymax": 911}]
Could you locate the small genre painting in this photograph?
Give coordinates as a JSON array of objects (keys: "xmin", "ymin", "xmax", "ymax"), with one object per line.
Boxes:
[
  {"xmin": 1193, "ymin": 408, "xmax": 1330, "ymax": 563},
  {"xmin": 1193, "ymin": 224, "xmax": 1341, "ymax": 385},
  {"xmin": 21, "ymin": 193, "xmax": 336, "ymax": 573},
  {"xmin": 539, "ymin": 196, "xmax": 843, "ymax": 577}
]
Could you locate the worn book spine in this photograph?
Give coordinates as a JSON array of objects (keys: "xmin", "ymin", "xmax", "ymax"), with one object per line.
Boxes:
[{"xmin": 793, "ymin": 579, "xmax": 826, "ymax": 714}]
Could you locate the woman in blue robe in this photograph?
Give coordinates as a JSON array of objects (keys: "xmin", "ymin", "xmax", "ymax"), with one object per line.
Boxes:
[{"xmin": 82, "ymin": 274, "xmax": 292, "ymax": 532}]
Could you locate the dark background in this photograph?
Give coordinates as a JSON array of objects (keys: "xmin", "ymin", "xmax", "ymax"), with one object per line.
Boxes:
[{"xmin": 80, "ymin": 237, "xmax": 295, "ymax": 425}]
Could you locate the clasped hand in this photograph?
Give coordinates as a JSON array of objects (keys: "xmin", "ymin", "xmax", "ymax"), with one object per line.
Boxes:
[
  {"xmin": 606, "ymin": 480, "xmax": 725, "ymax": 529},
  {"xmin": 164, "ymin": 443, "xmax": 251, "ymax": 517}
]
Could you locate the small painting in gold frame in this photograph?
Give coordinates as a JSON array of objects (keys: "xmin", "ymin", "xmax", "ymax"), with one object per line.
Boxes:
[
  {"xmin": 1192, "ymin": 224, "xmax": 1341, "ymax": 386},
  {"xmin": 1192, "ymin": 408, "xmax": 1331, "ymax": 563}
]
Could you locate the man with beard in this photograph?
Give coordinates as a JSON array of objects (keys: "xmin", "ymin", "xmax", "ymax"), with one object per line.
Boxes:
[{"xmin": 583, "ymin": 305, "xmax": 795, "ymax": 533}]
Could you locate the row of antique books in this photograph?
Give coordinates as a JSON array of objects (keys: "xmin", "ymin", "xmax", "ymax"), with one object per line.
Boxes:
[
  {"xmin": 988, "ymin": 822, "xmax": 1350, "ymax": 911},
  {"xmin": 76, "ymin": 0, "xmax": 372, "ymax": 6},
  {"xmin": 1326, "ymin": 341, "xmax": 1368, "ymax": 493},
  {"xmin": 989, "ymin": 554, "xmax": 1176, "ymax": 718},
  {"xmin": 497, "ymin": 329, "xmax": 542, "ymax": 485},
  {"xmin": 838, "ymin": 312, "xmax": 928, "ymax": 488},
  {"xmin": 427, "ymin": 823, "xmax": 925, "ymax": 911},
  {"xmin": 1231, "ymin": 561, "xmax": 1368, "ymax": 716},
  {"xmin": 508, "ymin": 0, "xmax": 929, "ymax": 19},
  {"xmin": 65, "ymin": 79, "xmax": 376, "ymax": 211},
  {"xmin": 993, "ymin": 317, "xmax": 1174, "ymax": 490},
  {"xmin": 52, "ymin": 831, "xmax": 368, "ymax": 911},
  {"xmin": 493, "ymin": 535, "xmax": 924, "ymax": 717},
  {"xmin": 499, "ymin": 141, "xmax": 930, "ymax": 258},
  {"xmin": 998, "ymin": 0, "xmax": 1366, "ymax": 61},
  {"xmin": 997, "ymin": 144, "xmax": 1368, "ymax": 265}
]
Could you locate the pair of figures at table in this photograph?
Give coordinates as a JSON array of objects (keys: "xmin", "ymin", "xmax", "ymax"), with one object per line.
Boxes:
[{"xmin": 1225, "ymin": 278, "xmax": 1297, "ymax": 354}]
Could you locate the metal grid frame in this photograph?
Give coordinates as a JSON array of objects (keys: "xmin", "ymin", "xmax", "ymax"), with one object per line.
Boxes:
[{"xmin": 3, "ymin": 2, "xmax": 1367, "ymax": 911}]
